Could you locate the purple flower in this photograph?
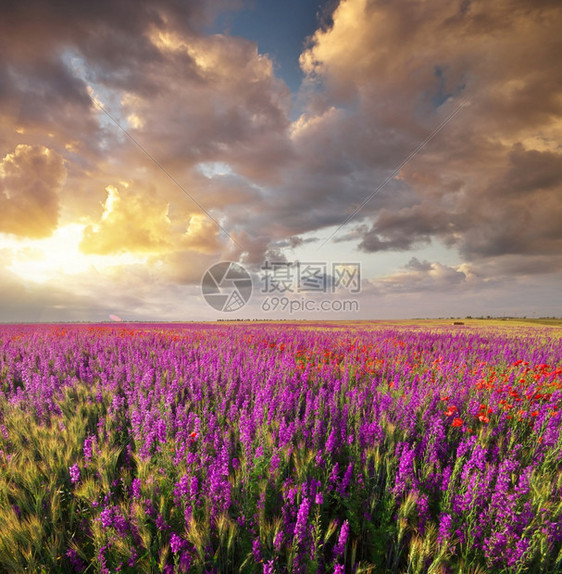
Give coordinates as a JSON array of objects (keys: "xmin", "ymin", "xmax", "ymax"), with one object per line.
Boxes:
[
  {"xmin": 440, "ymin": 465, "xmax": 453, "ymax": 492},
  {"xmin": 333, "ymin": 520, "xmax": 349, "ymax": 558},
  {"xmin": 156, "ymin": 514, "xmax": 169, "ymax": 530},
  {"xmin": 252, "ymin": 538, "xmax": 262, "ymax": 562},
  {"xmin": 293, "ymin": 497, "xmax": 311, "ymax": 547},
  {"xmin": 113, "ymin": 511, "xmax": 129, "ymax": 537},
  {"xmin": 274, "ymin": 530, "xmax": 284, "ymax": 552},
  {"xmin": 69, "ymin": 464, "xmax": 80, "ymax": 485},
  {"xmin": 170, "ymin": 533, "xmax": 186, "ymax": 554},
  {"xmin": 338, "ymin": 463, "xmax": 353, "ymax": 497},
  {"xmin": 131, "ymin": 478, "xmax": 141, "ymax": 499},
  {"xmin": 128, "ymin": 548, "xmax": 138, "ymax": 568},
  {"xmin": 65, "ymin": 548, "xmax": 84, "ymax": 571},
  {"xmin": 270, "ymin": 453, "xmax": 281, "ymax": 471},
  {"xmin": 437, "ymin": 513, "xmax": 453, "ymax": 546},
  {"xmin": 83, "ymin": 436, "xmax": 95, "ymax": 463},
  {"xmin": 100, "ymin": 507, "xmax": 113, "ymax": 529},
  {"xmin": 179, "ymin": 551, "xmax": 191, "ymax": 572}
]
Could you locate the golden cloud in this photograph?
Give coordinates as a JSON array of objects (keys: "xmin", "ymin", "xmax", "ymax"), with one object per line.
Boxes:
[
  {"xmin": 0, "ymin": 144, "xmax": 66, "ymax": 238},
  {"xmin": 80, "ymin": 184, "xmax": 222, "ymax": 257}
]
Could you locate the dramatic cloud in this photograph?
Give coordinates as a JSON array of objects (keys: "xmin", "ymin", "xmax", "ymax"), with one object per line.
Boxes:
[
  {"xmin": 0, "ymin": 145, "xmax": 66, "ymax": 238},
  {"xmin": 296, "ymin": 0, "xmax": 562, "ymax": 267},
  {"xmin": 80, "ymin": 184, "xmax": 181, "ymax": 255},
  {"xmin": 0, "ymin": 0, "xmax": 560, "ymax": 319}
]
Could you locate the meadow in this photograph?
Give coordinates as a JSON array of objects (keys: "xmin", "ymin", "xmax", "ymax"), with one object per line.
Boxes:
[{"xmin": 0, "ymin": 322, "xmax": 560, "ymax": 573}]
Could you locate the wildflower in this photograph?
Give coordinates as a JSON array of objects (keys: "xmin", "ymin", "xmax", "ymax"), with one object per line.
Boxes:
[
  {"xmin": 333, "ymin": 520, "xmax": 349, "ymax": 558},
  {"xmin": 252, "ymin": 538, "xmax": 262, "ymax": 562},
  {"xmin": 156, "ymin": 514, "xmax": 169, "ymax": 530},
  {"xmin": 452, "ymin": 418, "xmax": 463, "ymax": 427},
  {"xmin": 128, "ymin": 548, "xmax": 138, "ymax": 568},
  {"xmin": 169, "ymin": 533, "xmax": 185, "ymax": 554},
  {"xmin": 131, "ymin": 478, "xmax": 141, "ymax": 499},
  {"xmin": 69, "ymin": 464, "xmax": 81, "ymax": 485},
  {"xmin": 445, "ymin": 405, "xmax": 457, "ymax": 416},
  {"xmin": 189, "ymin": 431, "xmax": 197, "ymax": 439},
  {"xmin": 66, "ymin": 548, "xmax": 84, "ymax": 571},
  {"xmin": 100, "ymin": 507, "xmax": 113, "ymax": 529},
  {"xmin": 293, "ymin": 497, "xmax": 311, "ymax": 547},
  {"xmin": 179, "ymin": 551, "xmax": 191, "ymax": 572},
  {"xmin": 437, "ymin": 513, "xmax": 453, "ymax": 545},
  {"xmin": 273, "ymin": 530, "xmax": 284, "ymax": 553},
  {"xmin": 478, "ymin": 414, "xmax": 489, "ymax": 423}
]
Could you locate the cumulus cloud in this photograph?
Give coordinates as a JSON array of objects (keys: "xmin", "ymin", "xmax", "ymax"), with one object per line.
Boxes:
[
  {"xmin": 0, "ymin": 145, "xmax": 66, "ymax": 238},
  {"xmin": 0, "ymin": 0, "xmax": 292, "ymax": 213},
  {"xmin": 367, "ymin": 257, "xmax": 477, "ymax": 296},
  {"xmin": 80, "ymin": 183, "xmax": 227, "ymax": 259},
  {"xmin": 294, "ymin": 0, "xmax": 562, "ymax": 268},
  {"xmin": 80, "ymin": 184, "xmax": 178, "ymax": 255}
]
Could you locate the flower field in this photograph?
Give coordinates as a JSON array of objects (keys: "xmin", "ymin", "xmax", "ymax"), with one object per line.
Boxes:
[{"xmin": 0, "ymin": 322, "xmax": 560, "ymax": 573}]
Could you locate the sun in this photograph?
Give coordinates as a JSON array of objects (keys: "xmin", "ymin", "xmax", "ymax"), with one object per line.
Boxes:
[{"xmin": 5, "ymin": 223, "xmax": 146, "ymax": 284}]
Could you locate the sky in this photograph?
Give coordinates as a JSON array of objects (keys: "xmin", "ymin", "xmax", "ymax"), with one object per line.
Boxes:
[{"xmin": 0, "ymin": 0, "xmax": 561, "ymax": 322}]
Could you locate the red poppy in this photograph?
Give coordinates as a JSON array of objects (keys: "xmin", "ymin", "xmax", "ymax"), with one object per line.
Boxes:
[
  {"xmin": 189, "ymin": 431, "xmax": 197, "ymax": 439},
  {"xmin": 477, "ymin": 414, "xmax": 489, "ymax": 423},
  {"xmin": 452, "ymin": 418, "xmax": 463, "ymax": 427},
  {"xmin": 445, "ymin": 405, "xmax": 457, "ymax": 417}
]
